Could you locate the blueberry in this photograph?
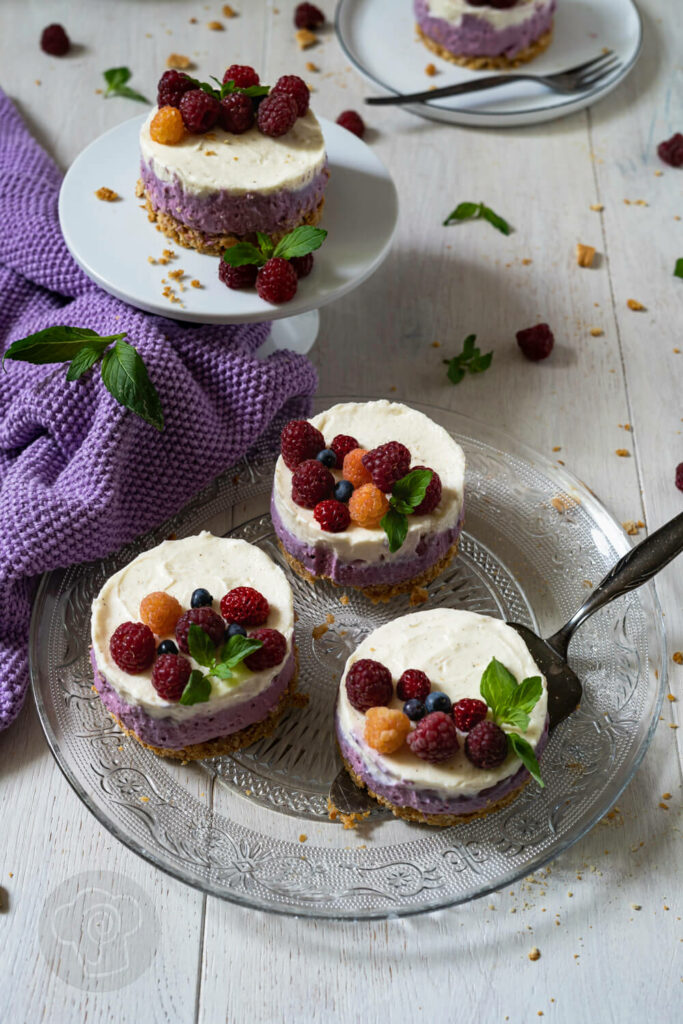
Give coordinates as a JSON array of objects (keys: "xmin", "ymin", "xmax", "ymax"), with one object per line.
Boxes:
[
  {"xmin": 334, "ymin": 479, "xmax": 354, "ymax": 503},
  {"xmin": 316, "ymin": 448, "xmax": 337, "ymax": 468},
  {"xmin": 157, "ymin": 639, "xmax": 178, "ymax": 656},
  {"xmin": 424, "ymin": 691, "xmax": 452, "ymax": 714},
  {"xmin": 191, "ymin": 587, "xmax": 213, "ymax": 608},
  {"xmin": 226, "ymin": 623, "xmax": 247, "ymax": 638},
  {"xmin": 403, "ymin": 698, "xmax": 426, "ymax": 721}
]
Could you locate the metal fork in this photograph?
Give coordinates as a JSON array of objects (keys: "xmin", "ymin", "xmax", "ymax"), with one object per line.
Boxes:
[{"xmin": 365, "ymin": 51, "xmax": 621, "ymax": 106}]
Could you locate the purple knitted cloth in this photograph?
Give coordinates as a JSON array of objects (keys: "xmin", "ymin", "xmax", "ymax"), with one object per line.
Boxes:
[{"xmin": 0, "ymin": 91, "xmax": 317, "ymax": 731}]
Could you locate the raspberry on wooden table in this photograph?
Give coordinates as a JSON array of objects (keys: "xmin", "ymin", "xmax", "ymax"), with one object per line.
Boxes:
[
  {"xmin": 396, "ymin": 669, "xmax": 431, "ymax": 702},
  {"xmin": 348, "ymin": 483, "xmax": 390, "ymax": 528},
  {"xmin": 220, "ymin": 92, "xmax": 255, "ymax": 134},
  {"xmin": 314, "ymin": 499, "xmax": 351, "ymax": 533},
  {"xmin": 151, "ymin": 654, "xmax": 192, "ymax": 701},
  {"xmin": 345, "ymin": 659, "xmax": 393, "ymax": 712},
  {"xmin": 175, "ymin": 607, "xmax": 225, "ymax": 653},
  {"xmin": 676, "ymin": 462, "xmax": 683, "ymax": 493},
  {"xmin": 40, "ymin": 24, "xmax": 70, "ymax": 56},
  {"xmin": 219, "ymin": 260, "xmax": 258, "ymax": 291},
  {"xmin": 342, "ymin": 448, "xmax": 372, "ymax": 488},
  {"xmin": 150, "ymin": 107, "xmax": 185, "ymax": 145},
  {"xmin": 179, "ymin": 89, "xmax": 221, "ymax": 133},
  {"xmin": 657, "ymin": 133, "xmax": 683, "ymax": 167},
  {"xmin": 256, "ymin": 258, "xmax": 298, "ymax": 303},
  {"xmin": 362, "ymin": 441, "xmax": 411, "ymax": 492},
  {"xmin": 109, "ymin": 622, "xmax": 156, "ymax": 674},
  {"xmin": 245, "ymin": 628, "xmax": 287, "ymax": 670},
  {"xmin": 157, "ymin": 69, "xmax": 194, "ymax": 108},
  {"xmin": 294, "ymin": 3, "xmax": 325, "ymax": 29},
  {"xmin": 464, "ymin": 720, "xmax": 509, "ymax": 769},
  {"xmin": 516, "ymin": 323, "xmax": 554, "ymax": 361},
  {"xmin": 453, "ymin": 698, "xmax": 488, "ymax": 732},
  {"xmin": 406, "ymin": 711, "xmax": 459, "ymax": 763},
  {"xmin": 291, "ymin": 460, "xmax": 335, "ymax": 508},
  {"xmin": 281, "ymin": 420, "xmax": 325, "ymax": 470},
  {"xmin": 272, "ymin": 75, "xmax": 310, "ymax": 117},
  {"xmin": 411, "ymin": 466, "xmax": 442, "ymax": 515},
  {"xmin": 220, "ymin": 587, "xmax": 269, "ymax": 626},
  {"xmin": 257, "ymin": 92, "xmax": 298, "ymax": 138},
  {"xmin": 331, "ymin": 434, "xmax": 360, "ymax": 468},
  {"xmin": 364, "ymin": 707, "xmax": 411, "ymax": 754},
  {"xmin": 223, "ymin": 64, "xmax": 260, "ymax": 88},
  {"xmin": 139, "ymin": 591, "xmax": 183, "ymax": 636},
  {"xmin": 336, "ymin": 111, "xmax": 365, "ymax": 138}
]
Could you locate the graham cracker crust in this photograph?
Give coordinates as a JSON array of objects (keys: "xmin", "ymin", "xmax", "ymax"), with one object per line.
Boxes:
[
  {"xmin": 108, "ymin": 654, "xmax": 304, "ymax": 761},
  {"xmin": 416, "ymin": 24, "xmax": 553, "ymax": 70},
  {"xmin": 136, "ymin": 181, "xmax": 326, "ymax": 257},
  {"xmin": 278, "ymin": 538, "xmax": 459, "ymax": 603},
  {"xmin": 339, "ymin": 752, "xmax": 529, "ymax": 827}
]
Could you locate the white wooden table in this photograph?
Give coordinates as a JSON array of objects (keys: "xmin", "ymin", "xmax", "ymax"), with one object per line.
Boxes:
[{"xmin": 1, "ymin": 2, "xmax": 681, "ymax": 1021}]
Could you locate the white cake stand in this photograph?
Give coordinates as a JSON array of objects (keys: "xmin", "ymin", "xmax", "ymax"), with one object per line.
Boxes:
[{"xmin": 58, "ymin": 114, "xmax": 399, "ymax": 354}]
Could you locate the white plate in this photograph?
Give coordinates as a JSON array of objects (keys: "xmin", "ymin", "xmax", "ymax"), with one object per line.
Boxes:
[
  {"xmin": 335, "ymin": 0, "xmax": 643, "ymax": 128},
  {"xmin": 58, "ymin": 115, "xmax": 399, "ymax": 324}
]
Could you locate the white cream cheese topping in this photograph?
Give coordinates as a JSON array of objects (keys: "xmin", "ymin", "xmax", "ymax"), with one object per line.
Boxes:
[
  {"xmin": 337, "ymin": 609, "xmax": 548, "ymax": 797},
  {"xmin": 91, "ymin": 532, "xmax": 294, "ymax": 721}
]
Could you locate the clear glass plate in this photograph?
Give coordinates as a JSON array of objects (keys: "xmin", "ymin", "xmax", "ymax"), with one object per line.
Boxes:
[{"xmin": 30, "ymin": 401, "xmax": 667, "ymax": 919}]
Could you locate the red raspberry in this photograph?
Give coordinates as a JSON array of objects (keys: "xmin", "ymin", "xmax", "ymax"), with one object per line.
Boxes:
[
  {"xmin": 330, "ymin": 434, "xmax": 359, "ymax": 468},
  {"xmin": 345, "ymin": 659, "xmax": 393, "ymax": 712},
  {"xmin": 362, "ymin": 442, "xmax": 411, "ymax": 492},
  {"xmin": 337, "ymin": 110, "xmax": 365, "ymax": 138},
  {"xmin": 179, "ymin": 89, "xmax": 221, "ymax": 133},
  {"xmin": 290, "ymin": 253, "xmax": 314, "ymax": 279},
  {"xmin": 257, "ymin": 257, "xmax": 298, "ymax": 303},
  {"xmin": 151, "ymin": 654, "xmax": 192, "ymax": 701},
  {"xmin": 245, "ymin": 628, "xmax": 287, "ymax": 670},
  {"xmin": 407, "ymin": 711, "xmax": 459, "ymax": 763},
  {"xmin": 220, "ymin": 92, "xmax": 255, "ymax": 134},
  {"xmin": 294, "ymin": 3, "xmax": 325, "ymax": 29},
  {"xmin": 219, "ymin": 259, "xmax": 258, "ymax": 290},
  {"xmin": 453, "ymin": 698, "xmax": 488, "ymax": 732},
  {"xmin": 272, "ymin": 75, "xmax": 310, "ymax": 117},
  {"xmin": 411, "ymin": 465, "xmax": 442, "ymax": 515},
  {"xmin": 223, "ymin": 64, "xmax": 260, "ymax": 88},
  {"xmin": 157, "ymin": 69, "xmax": 194, "ymax": 108},
  {"xmin": 396, "ymin": 669, "xmax": 431, "ymax": 702},
  {"xmin": 257, "ymin": 92, "xmax": 298, "ymax": 138},
  {"xmin": 291, "ymin": 459, "xmax": 334, "ymax": 508},
  {"xmin": 41, "ymin": 24, "xmax": 70, "ymax": 56},
  {"xmin": 657, "ymin": 133, "xmax": 683, "ymax": 167},
  {"xmin": 220, "ymin": 587, "xmax": 269, "ymax": 626},
  {"xmin": 109, "ymin": 622, "xmax": 156, "ymax": 674},
  {"xmin": 465, "ymin": 720, "xmax": 509, "ymax": 769},
  {"xmin": 314, "ymin": 500, "xmax": 351, "ymax": 533},
  {"xmin": 676, "ymin": 462, "xmax": 683, "ymax": 492},
  {"xmin": 175, "ymin": 607, "xmax": 225, "ymax": 653},
  {"xmin": 516, "ymin": 323, "xmax": 554, "ymax": 361},
  {"xmin": 280, "ymin": 419, "xmax": 325, "ymax": 470}
]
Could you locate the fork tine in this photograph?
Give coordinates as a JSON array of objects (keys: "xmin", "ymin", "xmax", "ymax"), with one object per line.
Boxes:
[
  {"xmin": 559, "ymin": 49, "xmax": 615, "ymax": 77},
  {"xmin": 575, "ymin": 58, "xmax": 621, "ymax": 89}
]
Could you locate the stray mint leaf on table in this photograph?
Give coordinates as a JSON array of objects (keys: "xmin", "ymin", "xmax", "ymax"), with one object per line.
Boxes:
[
  {"xmin": 674, "ymin": 258, "xmax": 683, "ymax": 279},
  {"xmin": 444, "ymin": 333, "xmax": 493, "ymax": 385},
  {"xmin": 479, "ymin": 203, "xmax": 512, "ymax": 235},
  {"xmin": 443, "ymin": 201, "xmax": 511, "ymax": 235},
  {"xmin": 180, "ymin": 669, "xmax": 212, "ymax": 706},
  {"xmin": 101, "ymin": 339, "xmax": 164, "ymax": 432},
  {"xmin": 103, "ymin": 66, "xmax": 150, "ymax": 104}
]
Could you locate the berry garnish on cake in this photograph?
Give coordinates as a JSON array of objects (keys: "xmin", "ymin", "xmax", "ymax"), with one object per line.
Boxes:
[
  {"xmin": 90, "ymin": 532, "xmax": 298, "ymax": 760},
  {"xmin": 271, "ymin": 401, "xmax": 465, "ymax": 601},
  {"xmin": 219, "ymin": 225, "xmax": 328, "ymax": 304},
  {"xmin": 334, "ymin": 609, "xmax": 548, "ymax": 826}
]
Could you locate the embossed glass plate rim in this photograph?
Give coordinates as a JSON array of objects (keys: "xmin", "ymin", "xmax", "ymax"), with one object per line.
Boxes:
[{"xmin": 29, "ymin": 399, "xmax": 668, "ymax": 920}]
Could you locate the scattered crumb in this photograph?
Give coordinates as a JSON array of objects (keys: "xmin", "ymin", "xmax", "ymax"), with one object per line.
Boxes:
[
  {"xmin": 528, "ymin": 947, "xmax": 541, "ymax": 961},
  {"xmin": 189, "ymin": 16, "xmax": 198, "ymax": 23},
  {"xmin": 576, "ymin": 243, "xmax": 596, "ymax": 268},
  {"xmin": 340, "ymin": 594, "xmax": 349, "ymax": 606},
  {"xmin": 306, "ymin": 61, "xmax": 319, "ymax": 72},
  {"xmin": 298, "ymin": 833, "xmax": 308, "ymax": 843},
  {"xmin": 166, "ymin": 53, "xmax": 192, "ymax": 69},
  {"xmin": 627, "ymin": 299, "xmax": 645, "ymax": 311},
  {"xmin": 425, "ymin": 62, "xmax": 437, "ymax": 76},
  {"xmin": 410, "ymin": 586, "xmax": 429, "ymax": 607},
  {"xmin": 667, "ymin": 693, "xmax": 677, "ymax": 702},
  {"xmin": 312, "ymin": 623, "xmax": 329, "ymax": 640},
  {"xmin": 35, "ymin": 79, "xmax": 41, "ymax": 86},
  {"xmin": 140, "ymin": 796, "xmax": 150, "ymax": 803},
  {"xmin": 204, "ymin": 149, "xmax": 217, "ymax": 156},
  {"xmin": 296, "ymin": 28, "xmax": 317, "ymax": 48},
  {"xmin": 94, "ymin": 186, "xmax": 120, "ymax": 202},
  {"xmin": 615, "ymin": 449, "xmax": 630, "ymax": 457},
  {"xmin": 148, "ymin": 256, "xmax": 157, "ymax": 264},
  {"xmin": 191, "ymin": 279, "xmax": 202, "ymax": 288},
  {"xmin": 673, "ymin": 651, "xmax": 683, "ymax": 665},
  {"xmin": 662, "ymin": 792, "xmax": 672, "ymax": 800},
  {"xmin": 208, "ymin": 21, "xmax": 224, "ymax": 31},
  {"xmin": 552, "ymin": 445, "xmax": 561, "ymax": 452},
  {"xmin": 590, "ymin": 327, "xmax": 604, "ymax": 336},
  {"xmin": 622, "ymin": 520, "xmax": 640, "ymax": 536},
  {"xmin": 654, "ymin": 169, "xmax": 663, "ymax": 176},
  {"xmin": 325, "ymin": 613, "xmax": 335, "ymax": 625},
  {"xmin": 590, "ymin": 203, "xmax": 604, "ymax": 212},
  {"xmin": 551, "ymin": 494, "xmax": 580, "ymax": 513},
  {"xmin": 431, "ymin": 340, "xmax": 441, "ymax": 348},
  {"xmin": 521, "ymin": 258, "xmax": 533, "ymax": 265},
  {"xmin": 168, "ymin": 268, "xmax": 185, "ymax": 280},
  {"xmin": 223, "ymin": 3, "xmax": 237, "ymax": 15},
  {"xmin": 327, "ymin": 799, "xmax": 370, "ymax": 830},
  {"xmin": 631, "ymin": 903, "xmax": 642, "ymax": 911}
]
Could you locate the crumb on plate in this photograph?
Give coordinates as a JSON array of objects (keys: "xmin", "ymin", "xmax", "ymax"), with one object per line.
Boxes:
[{"xmin": 95, "ymin": 187, "xmax": 120, "ymax": 202}]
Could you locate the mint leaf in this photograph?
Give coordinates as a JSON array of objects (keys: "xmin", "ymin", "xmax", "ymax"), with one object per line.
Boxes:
[
  {"xmin": 211, "ymin": 662, "xmax": 238, "ymax": 681},
  {"xmin": 675, "ymin": 258, "xmax": 683, "ymax": 279},
  {"xmin": 480, "ymin": 657, "xmax": 518, "ymax": 719},
  {"xmin": 180, "ymin": 670, "xmax": 212, "ymax": 706},
  {"xmin": 462, "ymin": 334, "xmax": 477, "ymax": 357},
  {"xmin": 187, "ymin": 624, "xmax": 216, "ymax": 668},
  {"xmin": 103, "ymin": 67, "xmax": 149, "ymax": 103},
  {"xmin": 507, "ymin": 675, "xmax": 543, "ymax": 715},
  {"xmin": 469, "ymin": 352, "xmax": 493, "ymax": 374},
  {"xmin": 222, "ymin": 242, "xmax": 267, "ymax": 268},
  {"xmin": 443, "ymin": 200, "xmax": 511, "ymax": 235},
  {"xmin": 3, "ymin": 327, "xmax": 124, "ymax": 368},
  {"xmin": 220, "ymin": 633, "xmax": 263, "ymax": 670},
  {"xmin": 391, "ymin": 469, "xmax": 433, "ymax": 511},
  {"xmin": 381, "ymin": 507, "xmax": 408, "ymax": 554},
  {"xmin": 66, "ymin": 342, "xmax": 110, "ymax": 381},
  {"xmin": 256, "ymin": 233, "xmax": 275, "ymax": 260},
  {"xmin": 443, "ymin": 201, "xmax": 480, "ymax": 226},
  {"xmin": 100, "ymin": 339, "xmax": 164, "ymax": 432},
  {"xmin": 273, "ymin": 226, "xmax": 328, "ymax": 260},
  {"xmin": 508, "ymin": 733, "xmax": 544, "ymax": 787},
  {"xmin": 480, "ymin": 203, "xmax": 511, "ymax": 235},
  {"xmin": 444, "ymin": 333, "xmax": 493, "ymax": 386},
  {"xmin": 219, "ymin": 79, "xmax": 270, "ymax": 99},
  {"xmin": 446, "ymin": 361, "xmax": 465, "ymax": 385},
  {"xmin": 499, "ymin": 707, "xmax": 530, "ymax": 732}
]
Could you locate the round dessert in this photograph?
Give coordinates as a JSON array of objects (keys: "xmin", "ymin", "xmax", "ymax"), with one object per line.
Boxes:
[
  {"xmin": 271, "ymin": 401, "xmax": 466, "ymax": 601},
  {"xmin": 138, "ymin": 66, "xmax": 329, "ymax": 255},
  {"xmin": 335, "ymin": 609, "xmax": 549, "ymax": 825},
  {"xmin": 90, "ymin": 532, "xmax": 298, "ymax": 760},
  {"xmin": 415, "ymin": 0, "xmax": 557, "ymax": 69}
]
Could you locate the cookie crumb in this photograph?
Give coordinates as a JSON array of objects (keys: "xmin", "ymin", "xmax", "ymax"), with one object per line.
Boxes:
[
  {"xmin": 312, "ymin": 623, "xmax": 328, "ymax": 639},
  {"xmin": 140, "ymin": 796, "xmax": 149, "ymax": 803},
  {"xmin": 148, "ymin": 256, "xmax": 157, "ymax": 264},
  {"xmin": 673, "ymin": 651, "xmax": 683, "ymax": 665},
  {"xmin": 627, "ymin": 298, "xmax": 645, "ymax": 311},
  {"xmin": 528, "ymin": 947, "xmax": 541, "ymax": 961},
  {"xmin": 410, "ymin": 586, "xmax": 429, "ymax": 606},
  {"xmin": 521, "ymin": 258, "xmax": 533, "ymax": 265},
  {"xmin": 615, "ymin": 449, "xmax": 630, "ymax": 457},
  {"xmin": 576, "ymin": 243, "xmax": 596, "ymax": 267},
  {"xmin": 94, "ymin": 186, "xmax": 120, "ymax": 202},
  {"xmin": 166, "ymin": 53, "xmax": 192, "ymax": 69},
  {"xmin": 298, "ymin": 833, "xmax": 308, "ymax": 842},
  {"xmin": 306, "ymin": 61, "xmax": 319, "ymax": 72},
  {"xmin": 590, "ymin": 327, "xmax": 604, "ymax": 336},
  {"xmin": 191, "ymin": 279, "xmax": 202, "ymax": 288},
  {"xmin": 296, "ymin": 27, "xmax": 317, "ymax": 48},
  {"xmin": 662, "ymin": 792, "xmax": 672, "ymax": 800},
  {"xmin": 208, "ymin": 20, "xmax": 224, "ymax": 31},
  {"xmin": 622, "ymin": 520, "xmax": 639, "ymax": 536},
  {"xmin": 168, "ymin": 268, "xmax": 185, "ymax": 280},
  {"xmin": 667, "ymin": 693, "xmax": 677, "ymax": 701},
  {"xmin": 223, "ymin": 4, "xmax": 237, "ymax": 15},
  {"xmin": 590, "ymin": 203, "xmax": 604, "ymax": 212},
  {"xmin": 631, "ymin": 903, "xmax": 642, "ymax": 910},
  {"xmin": 340, "ymin": 594, "xmax": 349, "ymax": 606},
  {"xmin": 551, "ymin": 494, "xmax": 579, "ymax": 513},
  {"xmin": 425, "ymin": 62, "xmax": 437, "ymax": 76}
]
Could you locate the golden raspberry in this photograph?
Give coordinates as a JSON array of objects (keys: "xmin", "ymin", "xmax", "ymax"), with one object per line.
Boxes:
[
  {"xmin": 342, "ymin": 448, "xmax": 372, "ymax": 488},
  {"xmin": 348, "ymin": 483, "xmax": 390, "ymax": 529},
  {"xmin": 150, "ymin": 106, "xmax": 185, "ymax": 145},
  {"xmin": 139, "ymin": 591, "xmax": 183, "ymax": 635},
  {"xmin": 364, "ymin": 707, "xmax": 411, "ymax": 754}
]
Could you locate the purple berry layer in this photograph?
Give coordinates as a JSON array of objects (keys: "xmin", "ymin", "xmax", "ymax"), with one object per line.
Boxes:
[
  {"xmin": 139, "ymin": 159, "xmax": 329, "ymax": 238},
  {"xmin": 337, "ymin": 713, "xmax": 549, "ymax": 816},
  {"xmin": 271, "ymin": 495, "xmax": 465, "ymax": 587},
  {"xmin": 414, "ymin": 0, "xmax": 556, "ymax": 59},
  {"xmin": 91, "ymin": 647, "xmax": 295, "ymax": 750}
]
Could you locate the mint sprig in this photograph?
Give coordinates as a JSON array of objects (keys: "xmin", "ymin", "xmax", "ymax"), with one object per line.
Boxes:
[
  {"xmin": 443, "ymin": 201, "xmax": 511, "ymax": 235},
  {"xmin": 180, "ymin": 670, "xmax": 212, "ymax": 706},
  {"xmin": 3, "ymin": 328, "xmax": 164, "ymax": 431},
  {"xmin": 103, "ymin": 67, "xmax": 150, "ymax": 104},
  {"xmin": 222, "ymin": 226, "xmax": 327, "ymax": 270},
  {"xmin": 479, "ymin": 657, "xmax": 545, "ymax": 787},
  {"xmin": 187, "ymin": 624, "xmax": 263, "ymax": 684},
  {"xmin": 444, "ymin": 334, "xmax": 493, "ymax": 385},
  {"xmin": 205, "ymin": 75, "xmax": 271, "ymax": 101},
  {"xmin": 674, "ymin": 258, "xmax": 683, "ymax": 279},
  {"xmin": 380, "ymin": 468, "xmax": 433, "ymax": 554}
]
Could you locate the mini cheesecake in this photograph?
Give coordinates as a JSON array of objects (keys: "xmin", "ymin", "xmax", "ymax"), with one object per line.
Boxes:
[
  {"xmin": 335, "ymin": 609, "xmax": 549, "ymax": 825},
  {"xmin": 271, "ymin": 401, "xmax": 465, "ymax": 601},
  {"xmin": 138, "ymin": 107, "xmax": 329, "ymax": 256},
  {"xmin": 415, "ymin": 0, "xmax": 557, "ymax": 69},
  {"xmin": 90, "ymin": 532, "xmax": 297, "ymax": 760}
]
